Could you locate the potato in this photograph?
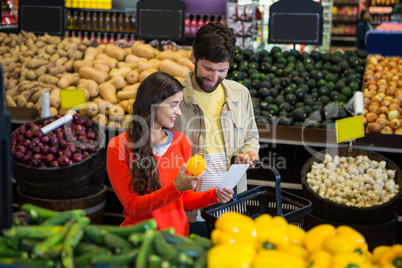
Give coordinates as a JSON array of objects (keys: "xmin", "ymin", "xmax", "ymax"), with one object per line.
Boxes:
[
  {"xmin": 79, "ymin": 101, "xmax": 99, "ymax": 117},
  {"xmin": 92, "ymin": 114, "xmax": 108, "ymax": 127},
  {"xmin": 79, "ymin": 66, "xmax": 108, "ymax": 84}
]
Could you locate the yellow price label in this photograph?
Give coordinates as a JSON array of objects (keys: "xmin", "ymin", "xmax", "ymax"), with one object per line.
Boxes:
[
  {"xmin": 335, "ymin": 115, "xmax": 365, "ymax": 143},
  {"xmin": 60, "ymin": 89, "xmax": 86, "ymax": 110}
]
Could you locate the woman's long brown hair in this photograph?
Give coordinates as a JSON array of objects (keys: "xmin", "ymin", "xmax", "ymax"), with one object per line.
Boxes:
[{"xmin": 126, "ymin": 71, "xmax": 184, "ymax": 195}]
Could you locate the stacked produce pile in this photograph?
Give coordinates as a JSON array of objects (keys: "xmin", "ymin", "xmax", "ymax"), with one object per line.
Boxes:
[
  {"xmin": 207, "ymin": 212, "xmax": 402, "ymax": 268},
  {"xmin": 2, "ymin": 31, "xmax": 194, "ymax": 128},
  {"xmin": 10, "ymin": 114, "xmax": 101, "ymax": 168},
  {"xmin": 226, "ymin": 47, "xmax": 367, "ymax": 128},
  {"xmin": 362, "ymin": 54, "xmax": 402, "ymax": 134},
  {"xmin": 1, "ymin": 31, "xmax": 91, "ymax": 111},
  {"xmin": 305, "ymin": 153, "xmax": 399, "ymax": 207},
  {"xmin": 0, "ymin": 204, "xmax": 211, "ymax": 268}
]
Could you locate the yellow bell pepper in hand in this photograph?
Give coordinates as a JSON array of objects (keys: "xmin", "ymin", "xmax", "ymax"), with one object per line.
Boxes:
[
  {"xmin": 253, "ymin": 249, "xmax": 306, "ymax": 268},
  {"xmin": 376, "ymin": 244, "xmax": 402, "ymax": 268},
  {"xmin": 207, "ymin": 243, "xmax": 255, "ymax": 268},
  {"xmin": 303, "ymin": 224, "xmax": 336, "ymax": 254}
]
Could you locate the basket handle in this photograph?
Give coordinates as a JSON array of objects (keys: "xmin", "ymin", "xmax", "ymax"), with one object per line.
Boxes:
[{"xmin": 266, "ymin": 165, "xmax": 283, "ymax": 217}]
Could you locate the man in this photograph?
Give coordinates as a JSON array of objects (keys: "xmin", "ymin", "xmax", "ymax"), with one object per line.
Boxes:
[
  {"xmin": 173, "ymin": 22, "xmax": 260, "ymax": 237},
  {"xmin": 355, "ymin": 9, "xmax": 372, "ymax": 50}
]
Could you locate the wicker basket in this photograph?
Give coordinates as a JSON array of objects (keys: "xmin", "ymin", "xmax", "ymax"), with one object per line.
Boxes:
[{"xmin": 301, "ymin": 148, "xmax": 402, "ymax": 224}]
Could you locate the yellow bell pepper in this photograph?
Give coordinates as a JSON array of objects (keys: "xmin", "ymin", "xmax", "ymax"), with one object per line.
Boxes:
[
  {"xmin": 307, "ymin": 250, "xmax": 333, "ymax": 268},
  {"xmin": 331, "ymin": 225, "xmax": 369, "ymax": 254},
  {"xmin": 207, "ymin": 243, "xmax": 255, "ymax": 268},
  {"xmin": 287, "ymin": 223, "xmax": 306, "ymax": 247},
  {"xmin": 376, "ymin": 244, "xmax": 402, "ymax": 268},
  {"xmin": 303, "ymin": 224, "xmax": 336, "ymax": 253},
  {"xmin": 372, "ymin": 245, "xmax": 392, "ymax": 265},
  {"xmin": 287, "ymin": 244, "xmax": 309, "ymax": 260},
  {"xmin": 214, "ymin": 212, "xmax": 257, "ymax": 237},
  {"xmin": 253, "ymin": 249, "xmax": 306, "ymax": 268},
  {"xmin": 331, "ymin": 252, "xmax": 374, "ymax": 268},
  {"xmin": 255, "ymin": 215, "xmax": 290, "ymax": 250}
]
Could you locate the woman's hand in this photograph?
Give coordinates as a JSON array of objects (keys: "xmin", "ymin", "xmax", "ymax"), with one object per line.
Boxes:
[
  {"xmin": 174, "ymin": 164, "xmax": 203, "ymax": 192},
  {"xmin": 215, "ymin": 187, "xmax": 234, "ymax": 204}
]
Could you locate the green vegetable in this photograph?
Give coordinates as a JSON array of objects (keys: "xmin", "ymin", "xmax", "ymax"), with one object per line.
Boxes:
[
  {"xmin": 75, "ymin": 242, "xmax": 111, "ymax": 255},
  {"xmin": 193, "ymin": 250, "xmax": 208, "ymax": 268},
  {"xmin": 0, "ymin": 257, "xmax": 54, "ymax": 267},
  {"xmin": 92, "ymin": 219, "xmax": 157, "ymax": 238},
  {"xmin": 91, "ymin": 248, "xmax": 139, "ymax": 266},
  {"xmin": 74, "ymin": 250, "xmax": 111, "ymax": 267},
  {"xmin": 84, "ymin": 225, "xmax": 103, "ymax": 245},
  {"xmin": 136, "ymin": 229, "xmax": 155, "ymax": 268},
  {"xmin": 32, "ymin": 218, "xmax": 75, "ymax": 258},
  {"xmin": 148, "ymin": 254, "xmax": 162, "ymax": 268},
  {"xmin": 101, "ymin": 230, "xmax": 133, "ymax": 254},
  {"xmin": 4, "ymin": 225, "xmax": 63, "ymax": 239},
  {"xmin": 0, "ymin": 246, "xmax": 29, "ymax": 258},
  {"xmin": 21, "ymin": 203, "xmax": 59, "ymax": 223},
  {"xmin": 172, "ymin": 242, "xmax": 204, "ymax": 258},
  {"xmin": 161, "ymin": 231, "xmax": 196, "ymax": 245},
  {"xmin": 61, "ymin": 217, "xmax": 90, "ymax": 268},
  {"xmin": 128, "ymin": 232, "xmax": 144, "ymax": 247},
  {"xmin": 40, "ymin": 210, "xmax": 85, "ymax": 226},
  {"xmin": 189, "ymin": 233, "xmax": 213, "ymax": 249},
  {"xmin": 153, "ymin": 231, "xmax": 178, "ymax": 258}
]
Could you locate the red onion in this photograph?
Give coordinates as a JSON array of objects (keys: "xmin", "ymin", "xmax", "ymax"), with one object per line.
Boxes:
[
  {"xmin": 46, "ymin": 154, "xmax": 55, "ymax": 163},
  {"xmin": 58, "ymin": 155, "xmax": 69, "ymax": 166},
  {"xmin": 76, "ymin": 118, "xmax": 86, "ymax": 126},
  {"xmin": 77, "ymin": 130, "xmax": 86, "ymax": 137},
  {"xmin": 50, "ymin": 137, "xmax": 59, "ymax": 146},
  {"xmin": 13, "ymin": 151, "xmax": 23, "ymax": 161},
  {"xmin": 41, "ymin": 136, "xmax": 50, "ymax": 144},
  {"xmin": 41, "ymin": 145, "xmax": 50, "ymax": 155},
  {"xmin": 63, "ymin": 149, "xmax": 72, "ymax": 159},
  {"xmin": 87, "ymin": 146, "xmax": 97, "ymax": 154},
  {"xmin": 73, "ymin": 114, "xmax": 80, "ymax": 121},
  {"xmin": 66, "ymin": 143, "xmax": 77, "ymax": 154},
  {"xmin": 21, "ymin": 139, "xmax": 30, "ymax": 147},
  {"xmin": 85, "ymin": 120, "xmax": 94, "ymax": 128},
  {"xmin": 59, "ymin": 139, "xmax": 67, "ymax": 148},
  {"xmin": 32, "ymin": 146, "xmax": 41, "ymax": 155},
  {"xmin": 21, "ymin": 154, "xmax": 32, "ymax": 164},
  {"xmin": 25, "ymin": 121, "xmax": 33, "ymax": 128},
  {"xmin": 50, "ymin": 160, "xmax": 59, "ymax": 167},
  {"xmin": 76, "ymin": 125, "xmax": 84, "ymax": 132},
  {"xmin": 17, "ymin": 145, "xmax": 27, "ymax": 154},
  {"xmin": 73, "ymin": 153, "xmax": 83, "ymax": 162},
  {"xmin": 82, "ymin": 151, "xmax": 90, "ymax": 158},
  {"xmin": 25, "ymin": 130, "xmax": 33, "ymax": 139},
  {"xmin": 17, "ymin": 134, "xmax": 25, "ymax": 142},
  {"xmin": 56, "ymin": 131, "xmax": 64, "ymax": 139},
  {"xmin": 19, "ymin": 126, "xmax": 26, "ymax": 134},
  {"xmin": 32, "ymin": 137, "xmax": 40, "ymax": 145},
  {"xmin": 48, "ymin": 146, "xmax": 58, "ymax": 155},
  {"xmin": 87, "ymin": 132, "xmax": 96, "ymax": 140}
]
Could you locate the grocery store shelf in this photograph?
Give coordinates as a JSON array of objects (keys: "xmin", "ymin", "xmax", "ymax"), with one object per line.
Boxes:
[
  {"xmin": 369, "ymin": 6, "xmax": 393, "ymax": 14},
  {"xmin": 331, "ymin": 35, "xmax": 357, "ymax": 41}
]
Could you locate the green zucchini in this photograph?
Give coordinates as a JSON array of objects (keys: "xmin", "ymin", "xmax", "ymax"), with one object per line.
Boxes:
[
  {"xmin": 193, "ymin": 250, "xmax": 208, "ymax": 268},
  {"xmin": 74, "ymin": 242, "xmax": 111, "ymax": 255},
  {"xmin": 153, "ymin": 231, "xmax": 178, "ymax": 258},
  {"xmin": 21, "ymin": 203, "xmax": 59, "ymax": 223},
  {"xmin": 32, "ymin": 218, "xmax": 75, "ymax": 258},
  {"xmin": 161, "ymin": 231, "xmax": 196, "ymax": 245},
  {"xmin": 91, "ymin": 248, "xmax": 139, "ymax": 266},
  {"xmin": 84, "ymin": 225, "xmax": 104, "ymax": 245},
  {"xmin": 0, "ymin": 247, "xmax": 29, "ymax": 258},
  {"xmin": 0, "ymin": 257, "xmax": 54, "ymax": 267},
  {"xmin": 4, "ymin": 225, "xmax": 63, "ymax": 239},
  {"xmin": 172, "ymin": 242, "xmax": 204, "ymax": 258},
  {"xmin": 92, "ymin": 219, "xmax": 157, "ymax": 238},
  {"xmin": 189, "ymin": 233, "xmax": 213, "ymax": 249},
  {"xmin": 128, "ymin": 232, "xmax": 144, "ymax": 247},
  {"xmin": 61, "ymin": 217, "xmax": 90, "ymax": 268},
  {"xmin": 148, "ymin": 254, "xmax": 162, "ymax": 268},
  {"xmin": 74, "ymin": 250, "xmax": 111, "ymax": 267},
  {"xmin": 101, "ymin": 230, "xmax": 133, "ymax": 254},
  {"xmin": 40, "ymin": 209, "xmax": 85, "ymax": 226},
  {"xmin": 135, "ymin": 229, "xmax": 155, "ymax": 268}
]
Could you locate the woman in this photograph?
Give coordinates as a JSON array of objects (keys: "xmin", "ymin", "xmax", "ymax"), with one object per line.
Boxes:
[
  {"xmin": 355, "ymin": 9, "xmax": 372, "ymax": 50},
  {"xmin": 106, "ymin": 71, "xmax": 233, "ymax": 236}
]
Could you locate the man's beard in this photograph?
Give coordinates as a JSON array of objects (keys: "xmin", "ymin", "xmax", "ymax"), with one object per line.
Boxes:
[{"xmin": 194, "ymin": 65, "xmax": 224, "ymax": 93}]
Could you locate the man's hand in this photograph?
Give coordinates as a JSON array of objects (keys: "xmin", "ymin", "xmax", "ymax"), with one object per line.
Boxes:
[{"xmin": 236, "ymin": 152, "xmax": 259, "ymax": 169}]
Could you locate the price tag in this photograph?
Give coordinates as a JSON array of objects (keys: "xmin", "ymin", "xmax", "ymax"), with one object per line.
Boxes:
[
  {"xmin": 335, "ymin": 115, "xmax": 365, "ymax": 143},
  {"xmin": 60, "ymin": 89, "xmax": 86, "ymax": 110}
]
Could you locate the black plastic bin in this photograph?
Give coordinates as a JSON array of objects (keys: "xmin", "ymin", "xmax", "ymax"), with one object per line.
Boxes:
[{"xmin": 201, "ymin": 165, "xmax": 312, "ymax": 229}]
